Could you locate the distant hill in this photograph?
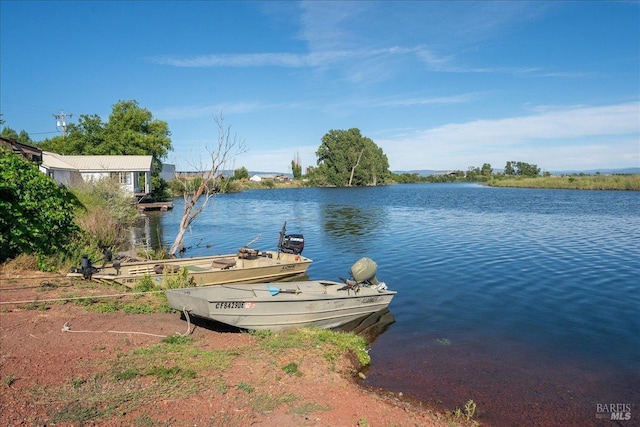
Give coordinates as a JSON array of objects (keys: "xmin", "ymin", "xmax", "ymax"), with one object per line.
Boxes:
[{"xmin": 547, "ymin": 167, "xmax": 640, "ymax": 175}]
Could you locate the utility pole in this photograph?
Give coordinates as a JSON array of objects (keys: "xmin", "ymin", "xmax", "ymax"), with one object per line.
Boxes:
[{"xmin": 53, "ymin": 109, "xmax": 72, "ymax": 137}]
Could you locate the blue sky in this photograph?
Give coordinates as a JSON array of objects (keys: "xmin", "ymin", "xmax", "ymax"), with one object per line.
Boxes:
[{"xmin": 1, "ymin": 1, "xmax": 638, "ymax": 173}]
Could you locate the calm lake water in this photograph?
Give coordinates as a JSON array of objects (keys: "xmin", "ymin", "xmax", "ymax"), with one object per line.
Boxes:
[{"xmin": 140, "ymin": 183, "xmax": 639, "ymax": 427}]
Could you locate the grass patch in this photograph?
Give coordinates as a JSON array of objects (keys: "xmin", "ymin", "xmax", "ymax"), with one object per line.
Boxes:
[
  {"xmin": 88, "ymin": 300, "xmax": 120, "ymax": 313},
  {"xmin": 282, "ymin": 362, "xmax": 302, "ymax": 376},
  {"xmin": 251, "ymin": 327, "xmax": 370, "ymax": 367},
  {"xmin": 236, "ymin": 382, "xmax": 254, "ymax": 393},
  {"xmin": 162, "ymin": 335, "xmax": 191, "ymax": 345},
  {"xmin": 121, "ymin": 302, "xmax": 157, "ymax": 314},
  {"xmin": 51, "ymin": 401, "xmax": 104, "ymax": 424},
  {"xmin": 289, "ymin": 401, "xmax": 330, "ymax": 416},
  {"xmin": 36, "ymin": 374, "xmax": 146, "ymax": 424},
  {"xmin": 113, "ymin": 368, "xmax": 141, "ymax": 381},
  {"xmin": 56, "ymin": 281, "xmax": 174, "ymax": 314},
  {"xmin": 147, "ymin": 365, "xmax": 196, "ymax": 381},
  {"xmin": 32, "ymin": 334, "xmax": 242, "ymax": 424},
  {"xmin": 250, "ymin": 392, "xmax": 297, "ymax": 414}
]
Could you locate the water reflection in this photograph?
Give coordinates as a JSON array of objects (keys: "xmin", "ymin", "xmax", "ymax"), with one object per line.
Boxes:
[
  {"xmin": 321, "ymin": 204, "xmax": 384, "ymax": 253},
  {"xmin": 129, "ymin": 213, "xmax": 165, "ymax": 253},
  {"xmin": 174, "ymin": 307, "xmax": 396, "ymax": 339},
  {"xmin": 336, "ymin": 308, "xmax": 396, "ymax": 345}
]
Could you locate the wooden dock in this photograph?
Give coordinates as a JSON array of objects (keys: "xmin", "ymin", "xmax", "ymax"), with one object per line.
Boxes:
[{"xmin": 137, "ymin": 201, "xmax": 173, "ymax": 212}]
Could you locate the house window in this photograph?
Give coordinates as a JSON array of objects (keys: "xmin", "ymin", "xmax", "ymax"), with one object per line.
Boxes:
[{"xmin": 111, "ymin": 172, "xmax": 131, "ymax": 185}]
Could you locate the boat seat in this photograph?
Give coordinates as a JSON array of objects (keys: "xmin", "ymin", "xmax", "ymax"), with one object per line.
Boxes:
[
  {"xmin": 211, "ymin": 258, "xmax": 236, "ymax": 269},
  {"xmin": 154, "ymin": 264, "xmax": 182, "ymax": 274},
  {"xmin": 127, "ymin": 266, "xmax": 156, "ymax": 275}
]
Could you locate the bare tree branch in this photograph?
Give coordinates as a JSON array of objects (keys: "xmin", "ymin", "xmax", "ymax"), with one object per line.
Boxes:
[{"xmin": 168, "ymin": 113, "xmax": 246, "ymax": 256}]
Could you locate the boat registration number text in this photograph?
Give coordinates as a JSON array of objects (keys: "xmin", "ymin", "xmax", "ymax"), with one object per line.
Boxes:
[{"xmin": 215, "ymin": 302, "xmax": 256, "ymax": 309}]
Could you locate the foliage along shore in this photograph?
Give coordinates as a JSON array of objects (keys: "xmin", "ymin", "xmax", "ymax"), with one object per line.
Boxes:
[
  {"xmin": 240, "ymin": 173, "xmax": 640, "ymax": 192},
  {"xmin": 483, "ymin": 174, "xmax": 640, "ymax": 191}
]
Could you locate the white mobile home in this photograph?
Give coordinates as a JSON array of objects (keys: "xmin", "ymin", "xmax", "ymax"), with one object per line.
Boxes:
[{"xmin": 40, "ymin": 152, "xmax": 153, "ymax": 196}]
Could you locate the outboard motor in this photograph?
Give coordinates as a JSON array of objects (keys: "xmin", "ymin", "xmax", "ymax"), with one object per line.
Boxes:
[
  {"xmin": 350, "ymin": 257, "xmax": 387, "ymax": 290},
  {"xmin": 80, "ymin": 254, "xmax": 98, "ymax": 280},
  {"xmin": 277, "ymin": 221, "xmax": 305, "ymax": 255},
  {"xmin": 279, "ymin": 234, "xmax": 304, "ymax": 255}
]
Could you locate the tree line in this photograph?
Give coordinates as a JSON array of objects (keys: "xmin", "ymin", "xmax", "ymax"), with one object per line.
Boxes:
[{"xmin": 2, "ymin": 102, "xmax": 547, "ymax": 191}]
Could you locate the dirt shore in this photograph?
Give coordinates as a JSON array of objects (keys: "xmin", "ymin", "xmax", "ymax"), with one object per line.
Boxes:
[{"xmin": 0, "ymin": 269, "xmax": 467, "ymax": 427}]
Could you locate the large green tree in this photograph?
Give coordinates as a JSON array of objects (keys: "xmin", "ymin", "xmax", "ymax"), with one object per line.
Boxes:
[
  {"xmin": 39, "ymin": 100, "xmax": 173, "ymax": 197},
  {"xmin": 40, "ymin": 100, "xmax": 172, "ymax": 158},
  {"xmin": 0, "ymin": 149, "xmax": 78, "ymax": 262},
  {"xmin": 504, "ymin": 161, "xmax": 540, "ymax": 177},
  {"xmin": 314, "ymin": 128, "xmax": 389, "ymax": 187},
  {"xmin": 233, "ymin": 166, "xmax": 249, "ymax": 180}
]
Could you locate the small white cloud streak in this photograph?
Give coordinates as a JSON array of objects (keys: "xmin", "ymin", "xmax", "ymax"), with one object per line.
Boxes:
[
  {"xmin": 366, "ymin": 93, "xmax": 481, "ymax": 108},
  {"xmin": 152, "ymin": 51, "xmax": 344, "ymax": 68},
  {"xmin": 150, "ymin": 46, "xmax": 449, "ymax": 69},
  {"xmin": 150, "ymin": 46, "xmax": 561, "ymax": 81}
]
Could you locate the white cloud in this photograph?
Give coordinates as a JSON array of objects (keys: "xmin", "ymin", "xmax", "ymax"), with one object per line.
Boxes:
[
  {"xmin": 417, "ymin": 102, "xmax": 639, "ymax": 144},
  {"xmin": 150, "ymin": 46, "xmax": 431, "ymax": 70},
  {"xmin": 377, "ymin": 102, "xmax": 640, "ymax": 170},
  {"xmin": 364, "ymin": 93, "xmax": 481, "ymax": 108},
  {"xmin": 151, "ymin": 51, "xmax": 344, "ymax": 68}
]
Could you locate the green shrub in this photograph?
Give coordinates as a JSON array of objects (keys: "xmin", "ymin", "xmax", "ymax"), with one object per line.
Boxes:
[{"xmin": 0, "ymin": 149, "xmax": 79, "ymax": 263}]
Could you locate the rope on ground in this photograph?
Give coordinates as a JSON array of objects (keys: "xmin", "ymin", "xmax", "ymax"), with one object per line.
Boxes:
[
  {"xmin": 0, "ymin": 281, "xmax": 73, "ymax": 291},
  {"xmin": 0, "ymin": 289, "xmax": 165, "ymax": 305},
  {"xmin": 182, "ymin": 308, "xmax": 193, "ymax": 336},
  {"xmin": 61, "ymin": 321, "xmax": 168, "ymax": 337},
  {"xmin": 59, "ymin": 308, "xmax": 194, "ymax": 338}
]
